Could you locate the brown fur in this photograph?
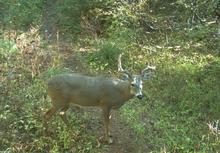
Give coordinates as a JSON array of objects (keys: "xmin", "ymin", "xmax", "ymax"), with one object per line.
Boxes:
[{"xmin": 43, "ymin": 73, "xmax": 135, "ymax": 143}]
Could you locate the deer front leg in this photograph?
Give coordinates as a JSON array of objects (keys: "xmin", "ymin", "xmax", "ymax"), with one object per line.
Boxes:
[
  {"xmin": 102, "ymin": 107, "xmax": 113, "ymax": 144},
  {"xmin": 59, "ymin": 105, "xmax": 70, "ymax": 126}
]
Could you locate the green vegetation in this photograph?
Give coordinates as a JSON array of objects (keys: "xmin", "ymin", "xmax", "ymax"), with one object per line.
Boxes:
[{"xmin": 1, "ymin": 0, "xmax": 220, "ymax": 152}]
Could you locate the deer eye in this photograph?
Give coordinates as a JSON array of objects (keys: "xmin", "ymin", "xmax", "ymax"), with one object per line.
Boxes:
[{"xmin": 131, "ymin": 82, "xmax": 135, "ymax": 87}]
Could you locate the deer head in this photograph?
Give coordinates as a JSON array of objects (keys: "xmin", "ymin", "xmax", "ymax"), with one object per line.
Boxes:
[{"xmin": 118, "ymin": 53, "xmax": 156, "ymax": 99}]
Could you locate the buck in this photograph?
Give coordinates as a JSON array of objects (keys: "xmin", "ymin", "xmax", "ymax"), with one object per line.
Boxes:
[{"xmin": 43, "ymin": 54, "xmax": 155, "ymax": 144}]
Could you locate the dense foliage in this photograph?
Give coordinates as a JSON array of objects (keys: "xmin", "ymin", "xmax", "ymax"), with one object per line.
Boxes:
[{"xmin": 1, "ymin": 0, "xmax": 220, "ymax": 152}]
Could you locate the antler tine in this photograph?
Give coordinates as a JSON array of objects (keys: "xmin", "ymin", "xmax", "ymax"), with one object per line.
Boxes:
[
  {"xmin": 118, "ymin": 53, "xmax": 124, "ymax": 72},
  {"xmin": 141, "ymin": 66, "xmax": 156, "ymax": 74},
  {"xmin": 141, "ymin": 64, "xmax": 156, "ymax": 80},
  {"xmin": 118, "ymin": 53, "xmax": 132, "ymax": 78}
]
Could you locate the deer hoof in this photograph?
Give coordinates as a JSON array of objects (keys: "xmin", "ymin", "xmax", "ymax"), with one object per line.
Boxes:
[
  {"xmin": 99, "ymin": 136, "xmax": 114, "ymax": 144},
  {"xmin": 108, "ymin": 137, "xmax": 113, "ymax": 144}
]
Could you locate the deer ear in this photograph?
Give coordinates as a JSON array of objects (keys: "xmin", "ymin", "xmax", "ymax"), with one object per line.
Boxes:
[
  {"xmin": 141, "ymin": 72, "xmax": 151, "ymax": 80},
  {"xmin": 121, "ymin": 74, "xmax": 130, "ymax": 81},
  {"xmin": 141, "ymin": 66, "xmax": 156, "ymax": 80}
]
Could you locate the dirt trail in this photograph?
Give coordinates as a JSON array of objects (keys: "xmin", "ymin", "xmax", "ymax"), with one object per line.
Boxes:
[
  {"xmin": 42, "ymin": 0, "xmax": 59, "ymax": 41},
  {"xmin": 103, "ymin": 110, "xmax": 137, "ymax": 153},
  {"xmin": 84, "ymin": 108, "xmax": 137, "ymax": 153}
]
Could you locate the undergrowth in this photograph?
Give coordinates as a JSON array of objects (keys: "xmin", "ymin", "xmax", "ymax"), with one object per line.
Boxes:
[
  {"xmin": 120, "ymin": 24, "xmax": 220, "ymax": 152},
  {"xmin": 1, "ymin": 1, "xmax": 220, "ymax": 152}
]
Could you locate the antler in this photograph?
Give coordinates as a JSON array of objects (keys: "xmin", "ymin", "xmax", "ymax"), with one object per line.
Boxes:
[
  {"xmin": 141, "ymin": 65, "xmax": 156, "ymax": 80},
  {"xmin": 118, "ymin": 53, "xmax": 124, "ymax": 72},
  {"xmin": 118, "ymin": 54, "xmax": 132, "ymax": 78}
]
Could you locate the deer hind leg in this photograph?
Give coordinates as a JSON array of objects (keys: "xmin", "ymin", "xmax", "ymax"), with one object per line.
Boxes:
[
  {"xmin": 43, "ymin": 106, "xmax": 59, "ymax": 129},
  {"xmin": 102, "ymin": 107, "xmax": 113, "ymax": 144}
]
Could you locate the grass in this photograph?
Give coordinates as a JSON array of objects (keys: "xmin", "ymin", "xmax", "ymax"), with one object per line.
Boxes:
[{"xmin": 119, "ymin": 25, "xmax": 220, "ymax": 152}]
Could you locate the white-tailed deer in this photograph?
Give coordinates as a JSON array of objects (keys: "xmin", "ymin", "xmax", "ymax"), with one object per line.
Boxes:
[{"xmin": 43, "ymin": 54, "xmax": 155, "ymax": 143}]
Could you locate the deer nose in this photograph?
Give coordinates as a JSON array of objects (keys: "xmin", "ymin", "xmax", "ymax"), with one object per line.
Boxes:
[{"xmin": 137, "ymin": 94, "xmax": 143, "ymax": 100}]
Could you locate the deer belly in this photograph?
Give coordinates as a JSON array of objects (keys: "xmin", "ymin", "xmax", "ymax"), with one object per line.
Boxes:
[{"xmin": 69, "ymin": 92, "xmax": 101, "ymax": 106}]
